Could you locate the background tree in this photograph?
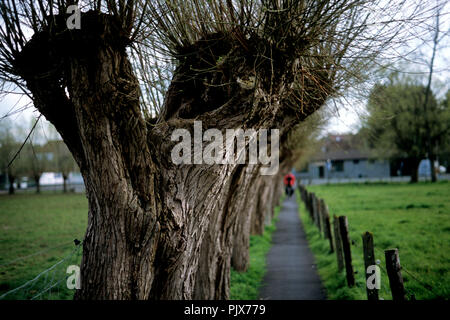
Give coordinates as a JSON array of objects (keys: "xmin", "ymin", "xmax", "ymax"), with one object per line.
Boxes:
[
  {"xmin": 22, "ymin": 119, "xmax": 50, "ymax": 193},
  {"xmin": 438, "ymin": 90, "xmax": 450, "ymax": 171},
  {"xmin": 0, "ymin": 119, "xmax": 26, "ymax": 194},
  {"xmin": 363, "ymin": 76, "xmax": 450, "ymax": 182},
  {"xmin": 0, "ymin": 0, "xmax": 439, "ymax": 299},
  {"xmin": 46, "ymin": 124, "xmax": 79, "ymax": 193},
  {"xmin": 52, "ymin": 140, "xmax": 78, "ymax": 193}
]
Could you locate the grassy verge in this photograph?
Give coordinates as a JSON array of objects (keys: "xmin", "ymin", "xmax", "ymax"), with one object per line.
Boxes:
[
  {"xmin": 297, "ymin": 182, "xmax": 450, "ymax": 300},
  {"xmin": 0, "ymin": 193, "xmax": 88, "ymax": 299},
  {"xmin": 230, "ymin": 197, "xmax": 284, "ymax": 299}
]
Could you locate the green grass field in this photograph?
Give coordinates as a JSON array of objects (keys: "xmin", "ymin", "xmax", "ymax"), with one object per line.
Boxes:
[
  {"xmin": 298, "ymin": 181, "xmax": 450, "ymax": 300},
  {"xmin": 0, "ymin": 193, "xmax": 88, "ymax": 300}
]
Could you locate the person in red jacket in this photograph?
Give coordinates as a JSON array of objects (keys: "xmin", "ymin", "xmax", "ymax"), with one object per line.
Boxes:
[{"xmin": 283, "ymin": 173, "xmax": 296, "ymax": 197}]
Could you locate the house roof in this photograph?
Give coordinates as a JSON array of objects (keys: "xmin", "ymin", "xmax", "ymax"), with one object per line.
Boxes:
[{"xmin": 311, "ymin": 134, "xmax": 371, "ymax": 161}]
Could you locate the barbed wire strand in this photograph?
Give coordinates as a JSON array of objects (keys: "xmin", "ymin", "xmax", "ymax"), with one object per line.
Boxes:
[
  {"xmin": 34, "ymin": 242, "xmax": 83, "ymax": 300},
  {"xmin": 373, "ymin": 246, "xmax": 440, "ymax": 299},
  {"xmin": 0, "ymin": 241, "xmax": 75, "ymax": 268},
  {"xmin": 0, "ymin": 243, "xmax": 82, "ymax": 300},
  {"xmin": 374, "ymin": 247, "xmax": 415, "ymax": 299},
  {"xmin": 402, "ymin": 266, "xmax": 442, "ymax": 298},
  {"xmin": 31, "ymin": 276, "xmax": 67, "ymax": 300}
]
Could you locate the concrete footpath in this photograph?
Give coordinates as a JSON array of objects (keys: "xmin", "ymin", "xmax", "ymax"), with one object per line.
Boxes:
[{"xmin": 259, "ymin": 195, "xmax": 326, "ymax": 300}]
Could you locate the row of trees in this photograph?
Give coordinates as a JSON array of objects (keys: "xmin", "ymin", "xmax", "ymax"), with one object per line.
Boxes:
[
  {"xmin": 0, "ymin": 0, "xmax": 442, "ymax": 299},
  {"xmin": 0, "ymin": 119, "xmax": 78, "ymax": 194}
]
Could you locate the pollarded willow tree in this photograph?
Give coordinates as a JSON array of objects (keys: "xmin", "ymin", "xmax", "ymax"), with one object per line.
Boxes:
[{"xmin": 0, "ymin": 0, "xmax": 436, "ymax": 299}]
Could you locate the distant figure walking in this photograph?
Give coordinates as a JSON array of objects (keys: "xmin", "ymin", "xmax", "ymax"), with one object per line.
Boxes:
[{"xmin": 283, "ymin": 173, "xmax": 295, "ymax": 197}]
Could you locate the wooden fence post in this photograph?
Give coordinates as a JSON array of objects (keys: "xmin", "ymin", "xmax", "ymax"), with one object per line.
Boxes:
[
  {"xmin": 324, "ymin": 215, "xmax": 334, "ymax": 253},
  {"xmin": 362, "ymin": 232, "xmax": 379, "ymax": 300},
  {"xmin": 305, "ymin": 190, "xmax": 309, "ymax": 213},
  {"xmin": 339, "ymin": 216, "xmax": 355, "ymax": 287},
  {"xmin": 320, "ymin": 199, "xmax": 334, "ymax": 252},
  {"xmin": 385, "ymin": 249, "xmax": 407, "ymax": 301},
  {"xmin": 300, "ymin": 185, "xmax": 305, "ymax": 202},
  {"xmin": 311, "ymin": 193, "xmax": 318, "ymax": 226},
  {"xmin": 307, "ymin": 192, "xmax": 313, "ymax": 219},
  {"xmin": 316, "ymin": 197, "xmax": 323, "ymax": 233},
  {"xmin": 307, "ymin": 191, "xmax": 311, "ymax": 212},
  {"xmin": 320, "ymin": 199, "xmax": 327, "ymax": 235},
  {"xmin": 333, "ymin": 215, "xmax": 344, "ymax": 272}
]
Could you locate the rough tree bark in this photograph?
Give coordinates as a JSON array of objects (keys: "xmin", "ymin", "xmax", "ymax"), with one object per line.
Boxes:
[
  {"xmin": 194, "ymin": 162, "xmax": 285, "ymax": 299},
  {"xmin": 230, "ymin": 165, "xmax": 265, "ymax": 272},
  {"xmin": 13, "ymin": 11, "xmax": 328, "ymax": 299},
  {"xmin": 230, "ymin": 165, "xmax": 285, "ymax": 271}
]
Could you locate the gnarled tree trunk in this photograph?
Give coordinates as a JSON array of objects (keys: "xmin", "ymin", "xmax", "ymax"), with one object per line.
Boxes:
[
  {"xmin": 13, "ymin": 12, "xmax": 328, "ymax": 299},
  {"xmin": 231, "ymin": 166, "xmax": 285, "ymax": 272},
  {"xmin": 230, "ymin": 165, "xmax": 264, "ymax": 272}
]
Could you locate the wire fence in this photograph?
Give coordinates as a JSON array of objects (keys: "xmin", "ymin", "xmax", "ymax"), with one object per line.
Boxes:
[
  {"xmin": 373, "ymin": 246, "xmax": 440, "ymax": 299},
  {"xmin": 370, "ymin": 247, "xmax": 406, "ymax": 299},
  {"xmin": 0, "ymin": 240, "xmax": 82, "ymax": 300},
  {"xmin": 0, "ymin": 241, "xmax": 75, "ymax": 268},
  {"xmin": 298, "ymin": 184, "xmax": 444, "ymax": 300}
]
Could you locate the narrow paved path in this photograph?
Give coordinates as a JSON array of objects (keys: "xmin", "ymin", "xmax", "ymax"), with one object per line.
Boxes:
[{"xmin": 259, "ymin": 195, "xmax": 326, "ymax": 300}]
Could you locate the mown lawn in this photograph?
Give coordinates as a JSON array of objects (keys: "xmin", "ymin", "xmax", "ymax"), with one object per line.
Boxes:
[
  {"xmin": 298, "ymin": 181, "xmax": 450, "ymax": 300},
  {"xmin": 0, "ymin": 193, "xmax": 88, "ymax": 300}
]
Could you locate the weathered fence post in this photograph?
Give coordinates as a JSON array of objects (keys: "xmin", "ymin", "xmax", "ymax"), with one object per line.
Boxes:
[
  {"xmin": 315, "ymin": 196, "xmax": 323, "ymax": 232},
  {"xmin": 319, "ymin": 199, "xmax": 327, "ymax": 236},
  {"xmin": 333, "ymin": 215, "xmax": 344, "ymax": 272},
  {"xmin": 338, "ymin": 216, "xmax": 355, "ymax": 287},
  {"xmin": 385, "ymin": 249, "xmax": 407, "ymax": 301},
  {"xmin": 362, "ymin": 232, "xmax": 379, "ymax": 300},
  {"xmin": 305, "ymin": 190, "xmax": 309, "ymax": 212},
  {"xmin": 320, "ymin": 199, "xmax": 334, "ymax": 252},
  {"xmin": 300, "ymin": 185, "xmax": 305, "ymax": 202},
  {"xmin": 316, "ymin": 197, "xmax": 323, "ymax": 233},
  {"xmin": 308, "ymin": 192, "xmax": 314, "ymax": 220},
  {"xmin": 311, "ymin": 193, "xmax": 318, "ymax": 226}
]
